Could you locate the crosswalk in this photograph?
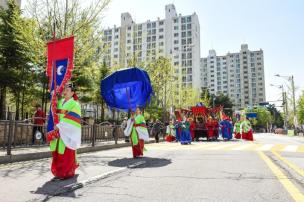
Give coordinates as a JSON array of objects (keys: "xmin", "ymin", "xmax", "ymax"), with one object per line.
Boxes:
[{"xmin": 146, "ymin": 142, "xmax": 304, "ymax": 153}]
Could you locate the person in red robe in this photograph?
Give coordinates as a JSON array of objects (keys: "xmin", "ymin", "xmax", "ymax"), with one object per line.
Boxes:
[
  {"xmin": 212, "ymin": 118, "xmax": 219, "ymax": 140},
  {"xmin": 205, "ymin": 117, "xmax": 214, "ymax": 141},
  {"xmin": 189, "ymin": 117, "xmax": 196, "ymax": 141}
]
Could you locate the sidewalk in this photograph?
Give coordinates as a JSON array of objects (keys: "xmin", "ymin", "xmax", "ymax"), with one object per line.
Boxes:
[
  {"xmin": 0, "ymin": 138, "xmax": 158, "ymax": 164},
  {"xmin": 0, "ymin": 144, "xmax": 158, "ymax": 202}
]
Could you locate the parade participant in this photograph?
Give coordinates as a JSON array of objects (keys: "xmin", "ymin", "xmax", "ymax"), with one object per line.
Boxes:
[
  {"xmin": 189, "ymin": 117, "xmax": 196, "ymax": 141},
  {"xmin": 125, "ymin": 107, "xmax": 149, "ymax": 158},
  {"xmin": 174, "ymin": 119, "xmax": 182, "ymax": 142},
  {"xmin": 165, "ymin": 120, "xmax": 176, "ymax": 142},
  {"xmin": 220, "ymin": 117, "xmax": 233, "ymax": 141},
  {"xmin": 212, "ymin": 117, "xmax": 219, "ymax": 140},
  {"xmin": 241, "ymin": 117, "xmax": 253, "ymax": 141},
  {"xmin": 48, "ymin": 83, "xmax": 81, "ymax": 180},
  {"xmin": 234, "ymin": 119, "xmax": 242, "ymax": 139},
  {"xmin": 180, "ymin": 115, "xmax": 192, "ymax": 145},
  {"xmin": 205, "ymin": 116, "xmax": 215, "ymax": 141},
  {"xmin": 152, "ymin": 119, "xmax": 162, "ymax": 143}
]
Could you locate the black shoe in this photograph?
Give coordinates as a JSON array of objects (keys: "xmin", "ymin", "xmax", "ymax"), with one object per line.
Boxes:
[{"xmin": 51, "ymin": 177, "xmax": 62, "ymax": 181}]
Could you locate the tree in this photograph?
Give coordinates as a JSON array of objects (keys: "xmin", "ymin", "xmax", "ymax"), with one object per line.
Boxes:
[
  {"xmin": 298, "ymin": 90, "xmax": 304, "ymax": 125},
  {"xmin": 94, "ymin": 61, "xmax": 110, "ymax": 121},
  {"xmin": 266, "ymin": 104, "xmax": 284, "ymax": 128},
  {"xmin": 214, "ymin": 93, "xmax": 234, "ymax": 117},
  {"xmin": 246, "ymin": 106, "xmax": 272, "ymax": 129},
  {"xmin": 199, "ymin": 87, "xmax": 211, "ymax": 107},
  {"xmin": 0, "ymin": 0, "xmax": 43, "ymax": 119},
  {"xmin": 25, "ymin": 0, "xmax": 111, "ymax": 102},
  {"xmin": 144, "ymin": 57, "xmax": 175, "ymax": 121}
]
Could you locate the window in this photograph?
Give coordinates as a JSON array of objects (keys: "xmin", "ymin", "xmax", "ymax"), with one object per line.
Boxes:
[
  {"xmin": 152, "ymin": 29, "xmax": 156, "ymax": 35},
  {"xmin": 159, "ymin": 42, "xmax": 164, "ymax": 46},
  {"xmin": 159, "ymin": 21, "xmax": 164, "ymax": 25},
  {"xmin": 187, "ymin": 31, "xmax": 192, "ymax": 37},
  {"xmin": 159, "ymin": 28, "xmax": 164, "ymax": 32},
  {"xmin": 128, "ymin": 26, "xmax": 132, "ymax": 30},
  {"xmin": 152, "ymin": 22, "xmax": 156, "ymax": 28},
  {"xmin": 174, "ymin": 62, "xmax": 179, "ymax": 66},
  {"xmin": 174, "ymin": 26, "xmax": 178, "ymax": 30},
  {"xmin": 182, "ymin": 25, "xmax": 186, "ymax": 30},
  {"xmin": 174, "ymin": 18, "xmax": 178, "ymax": 23},
  {"xmin": 159, "ymin": 35, "xmax": 164, "ymax": 39},
  {"xmin": 174, "ymin": 33, "xmax": 179, "ymax": 37},
  {"xmin": 181, "ymin": 17, "xmax": 186, "ymax": 23},
  {"xmin": 187, "ymin": 38, "xmax": 192, "ymax": 44},
  {"xmin": 187, "ymin": 60, "xmax": 192, "ymax": 66},
  {"xmin": 147, "ymin": 23, "xmax": 151, "ymax": 29},
  {"xmin": 187, "ymin": 16, "xmax": 191, "ymax": 22},
  {"xmin": 174, "ymin": 40, "xmax": 179, "ymax": 44},
  {"xmin": 182, "ymin": 32, "xmax": 186, "ymax": 37},
  {"xmin": 187, "ymin": 24, "xmax": 192, "ymax": 29}
]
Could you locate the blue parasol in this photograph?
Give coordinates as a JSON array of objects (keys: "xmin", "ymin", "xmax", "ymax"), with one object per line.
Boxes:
[{"xmin": 100, "ymin": 67, "xmax": 153, "ymax": 111}]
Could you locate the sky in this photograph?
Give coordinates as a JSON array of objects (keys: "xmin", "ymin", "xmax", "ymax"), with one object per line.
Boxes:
[
  {"xmin": 99, "ymin": 0, "xmax": 304, "ymax": 107},
  {"xmin": 22, "ymin": 0, "xmax": 304, "ymax": 107}
]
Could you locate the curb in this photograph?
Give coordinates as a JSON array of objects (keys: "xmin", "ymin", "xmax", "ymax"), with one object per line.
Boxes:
[{"xmin": 0, "ymin": 140, "xmax": 158, "ymax": 164}]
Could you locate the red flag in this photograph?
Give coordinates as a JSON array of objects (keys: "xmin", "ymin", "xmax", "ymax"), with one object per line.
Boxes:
[
  {"xmin": 46, "ymin": 36, "xmax": 74, "ymax": 136},
  {"xmin": 47, "ymin": 36, "xmax": 74, "ymax": 94}
]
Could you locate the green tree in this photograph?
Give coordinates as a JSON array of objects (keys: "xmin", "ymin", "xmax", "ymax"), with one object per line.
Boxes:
[
  {"xmin": 0, "ymin": 0, "xmax": 43, "ymax": 119},
  {"xmin": 246, "ymin": 106, "xmax": 272, "ymax": 129},
  {"xmin": 199, "ymin": 87, "xmax": 211, "ymax": 107},
  {"xmin": 214, "ymin": 93, "xmax": 234, "ymax": 117},
  {"xmin": 94, "ymin": 61, "xmax": 110, "ymax": 121},
  {"xmin": 266, "ymin": 104, "xmax": 284, "ymax": 128},
  {"xmin": 297, "ymin": 90, "xmax": 304, "ymax": 124},
  {"xmin": 144, "ymin": 57, "xmax": 175, "ymax": 121},
  {"xmin": 26, "ymin": 0, "xmax": 111, "ymax": 102}
]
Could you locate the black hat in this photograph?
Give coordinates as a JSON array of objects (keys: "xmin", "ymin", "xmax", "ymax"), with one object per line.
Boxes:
[{"xmin": 66, "ymin": 83, "xmax": 76, "ymax": 91}]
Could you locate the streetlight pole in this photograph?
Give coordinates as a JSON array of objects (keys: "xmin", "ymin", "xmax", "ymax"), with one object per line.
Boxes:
[
  {"xmin": 275, "ymin": 74, "xmax": 297, "ymax": 135},
  {"xmin": 270, "ymin": 84, "xmax": 287, "ymax": 129}
]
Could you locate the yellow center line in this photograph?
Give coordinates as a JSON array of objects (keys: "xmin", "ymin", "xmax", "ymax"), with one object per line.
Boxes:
[
  {"xmin": 258, "ymin": 151, "xmax": 304, "ymax": 202},
  {"xmin": 296, "ymin": 145, "xmax": 304, "ymax": 153},
  {"xmin": 272, "ymin": 151, "xmax": 304, "ymax": 177},
  {"xmin": 247, "ymin": 143, "xmax": 262, "ymax": 151},
  {"xmin": 271, "ymin": 144, "xmax": 285, "ymax": 152}
]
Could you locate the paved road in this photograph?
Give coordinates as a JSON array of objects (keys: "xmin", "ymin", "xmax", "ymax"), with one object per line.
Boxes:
[{"xmin": 0, "ymin": 133, "xmax": 303, "ymax": 202}]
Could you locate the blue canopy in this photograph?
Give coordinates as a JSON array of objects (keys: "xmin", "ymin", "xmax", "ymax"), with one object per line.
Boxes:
[{"xmin": 101, "ymin": 67, "xmax": 153, "ymax": 111}]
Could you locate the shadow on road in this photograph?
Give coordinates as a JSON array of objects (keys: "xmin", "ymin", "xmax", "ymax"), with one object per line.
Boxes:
[
  {"xmin": 108, "ymin": 157, "xmax": 171, "ymax": 168},
  {"xmin": 32, "ymin": 174, "xmax": 79, "ymax": 201}
]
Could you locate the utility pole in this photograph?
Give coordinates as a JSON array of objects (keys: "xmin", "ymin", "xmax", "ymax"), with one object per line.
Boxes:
[{"xmin": 291, "ymin": 75, "xmax": 297, "ymax": 135}]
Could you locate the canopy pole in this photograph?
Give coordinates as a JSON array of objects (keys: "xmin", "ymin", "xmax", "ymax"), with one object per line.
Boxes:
[{"xmin": 126, "ymin": 87, "xmax": 132, "ymax": 116}]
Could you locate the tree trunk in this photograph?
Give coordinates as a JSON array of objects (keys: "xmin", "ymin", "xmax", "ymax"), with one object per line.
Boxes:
[
  {"xmin": 0, "ymin": 86, "xmax": 7, "ymax": 120},
  {"xmin": 101, "ymin": 100, "xmax": 105, "ymax": 121},
  {"xmin": 15, "ymin": 92, "xmax": 20, "ymax": 120},
  {"xmin": 21, "ymin": 89, "xmax": 25, "ymax": 120}
]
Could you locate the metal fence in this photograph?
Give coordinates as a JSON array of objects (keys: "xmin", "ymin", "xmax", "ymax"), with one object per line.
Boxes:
[
  {"xmin": 0, "ymin": 119, "xmax": 129, "ymax": 155},
  {"xmin": 0, "ymin": 118, "xmax": 167, "ymax": 155}
]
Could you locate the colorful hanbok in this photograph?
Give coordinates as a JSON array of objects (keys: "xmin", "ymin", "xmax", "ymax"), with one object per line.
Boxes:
[
  {"xmin": 165, "ymin": 124, "xmax": 176, "ymax": 142},
  {"xmin": 48, "ymin": 98, "xmax": 81, "ymax": 179},
  {"xmin": 180, "ymin": 120, "xmax": 192, "ymax": 145}
]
